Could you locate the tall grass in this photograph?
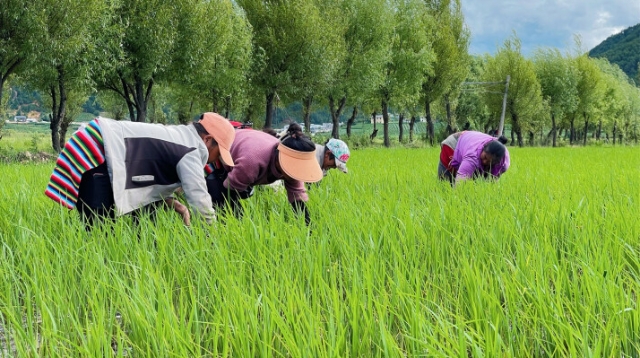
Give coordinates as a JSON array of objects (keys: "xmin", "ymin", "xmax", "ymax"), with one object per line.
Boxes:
[{"xmin": 0, "ymin": 147, "xmax": 639, "ymax": 357}]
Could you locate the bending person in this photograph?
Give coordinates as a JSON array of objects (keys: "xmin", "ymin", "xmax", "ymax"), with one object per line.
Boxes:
[
  {"xmin": 438, "ymin": 131, "xmax": 509, "ymax": 185},
  {"xmin": 45, "ymin": 112, "xmax": 236, "ymax": 227},
  {"xmin": 206, "ymin": 123, "xmax": 322, "ymax": 225},
  {"xmin": 314, "ymin": 138, "xmax": 350, "ymax": 178}
]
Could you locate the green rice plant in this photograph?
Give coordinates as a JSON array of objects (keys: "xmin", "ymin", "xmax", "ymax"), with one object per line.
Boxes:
[{"xmin": 0, "ymin": 147, "xmax": 639, "ymax": 357}]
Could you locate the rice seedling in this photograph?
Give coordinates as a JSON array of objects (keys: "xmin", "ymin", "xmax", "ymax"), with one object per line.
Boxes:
[{"xmin": 0, "ymin": 146, "xmax": 638, "ymax": 357}]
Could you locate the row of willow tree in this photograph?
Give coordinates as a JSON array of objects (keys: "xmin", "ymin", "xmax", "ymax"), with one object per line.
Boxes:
[{"xmin": 1, "ymin": 0, "xmax": 639, "ymax": 152}]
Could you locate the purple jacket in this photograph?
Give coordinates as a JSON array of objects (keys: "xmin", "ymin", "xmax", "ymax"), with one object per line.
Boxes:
[
  {"xmin": 223, "ymin": 129, "xmax": 308, "ymax": 202},
  {"xmin": 450, "ymin": 131, "xmax": 510, "ymax": 179}
]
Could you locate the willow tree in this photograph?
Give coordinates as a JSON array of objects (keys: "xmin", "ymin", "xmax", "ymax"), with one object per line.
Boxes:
[
  {"xmin": 567, "ymin": 55, "xmax": 604, "ymax": 145},
  {"xmin": 483, "ymin": 35, "xmax": 543, "ymax": 147},
  {"xmin": 289, "ymin": 0, "xmax": 344, "ymax": 134},
  {"xmin": 324, "ymin": 0, "xmax": 392, "ymax": 138},
  {"xmin": 377, "ymin": 0, "xmax": 434, "ymax": 147},
  {"xmin": 455, "ymin": 56, "xmax": 492, "ymax": 132},
  {"xmin": 23, "ymin": 0, "xmax": 107, "ymax": 152},
  {"xmin": 95, "ymin": 0, "xmax": 189, "ymax": 122},
  {"xmin": 0, "ymin": 0, "xmax": 42, "ymax": 137},
  {"xmin": 420, "ymin": 0, "xmax": 470, "ymax": 145},
  {"xmin": 592, "ymin": 58, "xmax": 632, "ymax": 144},
  {"xmin": 532, "ymin": 48, "xmax": 579, "ymax": 147},
  {"xmin": 168, "ymin": 0, "xmax": 253, "ymax": 122},
  {"xmin": 238, "ymin": 0, "xmax": 334, "ymax": 129}
]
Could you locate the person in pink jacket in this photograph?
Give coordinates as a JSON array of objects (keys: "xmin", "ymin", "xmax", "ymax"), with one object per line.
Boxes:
[
  {"xmin": 438, "ymin": 131, "xmax": 510, "ymax": 185},
  {"xmin": 206, "ymin": 123, "xmax": 322, "ymax": 225}
]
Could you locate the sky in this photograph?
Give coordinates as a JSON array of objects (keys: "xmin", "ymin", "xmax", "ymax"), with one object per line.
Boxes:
[{"xmin": 460, "ymin": 0, "xmax": 640, "ymax": 56}]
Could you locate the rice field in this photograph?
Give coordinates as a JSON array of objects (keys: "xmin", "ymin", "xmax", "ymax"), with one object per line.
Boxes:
[{"xmin": 0, "ymin": 146, "xmax": 639, "ymax": 357}]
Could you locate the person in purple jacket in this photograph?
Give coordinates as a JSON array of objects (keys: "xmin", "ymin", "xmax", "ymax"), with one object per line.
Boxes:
[
  {"xmin": 206, "ymin": 123, "xmax": 323, "ymax": 225},
  {"xmin": 438, "ymin": 131, "xmax": 510, "ymax": 185}
]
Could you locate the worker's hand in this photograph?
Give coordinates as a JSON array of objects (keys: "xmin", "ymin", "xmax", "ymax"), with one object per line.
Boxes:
[{"xmin": 166, "ymin": 198, "xmax": 191, "ymax": 226}]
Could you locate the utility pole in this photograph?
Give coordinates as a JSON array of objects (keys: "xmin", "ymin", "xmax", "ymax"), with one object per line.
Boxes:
[{"xmin": 497, "ymin": 75, "xmax": 510, "ymax": 137}]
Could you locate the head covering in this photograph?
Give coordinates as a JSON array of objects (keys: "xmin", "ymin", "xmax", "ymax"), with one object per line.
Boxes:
[
  {"xmin": 277, "ymin": 143, "xmax": 323, "ymax": 183},
  {"xmin": 199, "ymin": 112, "xmax": 236, "ymax": 166},
  {"xmin": 325, "ymin": 138, "xmax": 350, "ymax": 173}
]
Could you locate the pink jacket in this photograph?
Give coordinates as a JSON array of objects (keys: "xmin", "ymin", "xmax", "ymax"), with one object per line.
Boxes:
[{"xmin": 223, "ymin": 129, "xmax": 308, "ymax": 202}]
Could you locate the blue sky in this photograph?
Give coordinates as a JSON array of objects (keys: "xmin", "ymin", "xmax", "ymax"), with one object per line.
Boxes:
[{"xmin": 460, "ymin": 0, "xmax": 640, "ymax": 56}]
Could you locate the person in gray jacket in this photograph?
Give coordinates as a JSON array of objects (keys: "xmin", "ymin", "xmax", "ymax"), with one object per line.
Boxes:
[
  {"xmin": 314, "ymin": 138, "xmax": 350, "ymax": 177},
  {"xmin": 45, "ymin": 112, "xmax": 236, "ymax": 227}
]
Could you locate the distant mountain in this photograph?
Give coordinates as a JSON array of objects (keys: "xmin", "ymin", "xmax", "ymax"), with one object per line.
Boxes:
[{"xmin": 589, "ymin": 23, "xmax": 640, "ymax": 82}]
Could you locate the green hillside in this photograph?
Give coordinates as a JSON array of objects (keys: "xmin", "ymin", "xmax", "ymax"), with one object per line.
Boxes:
[{"xmin": 589, "ymin": 23, "xmax": 640, "ymax": 82}]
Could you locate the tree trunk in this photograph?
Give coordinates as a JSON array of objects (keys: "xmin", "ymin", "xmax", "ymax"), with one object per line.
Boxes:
[
  {"xmin": 224, "ymin": 96, "xmax": 231, "ymax": 119},
  {"xmin": 398, "ymin": 113, "xmax": 404, "ymax": 143},
  {"xmin": 528, "ymin": 131, "xmax": 534, "ymax": 146},
  {"xmin": 569, "ymin": 116, "xmax": 575, "ymax": 145},
  {"xmin": 613, "ymin": 121, "xmax": 617, "ymax": 145},
  {"xmin": 49, "ymin": 65, "xmax": 67, "ymax": 153},
  {"xmin": 212, "ymin": 88, "xmax": 219, "ymax": 113},
  {"xmin": 551, "ymin": 114, "xmax": 557, "ymax": 147},
  {"xmin": 511, "ymin": 112, "xmax": 523, "ymax": 147},
  {"xmin": 118, "ymin": 75, "xmax": 136, "ymax": 121},
  {"xmin": 265, "ymin": 92, "xmax": 275, "ymax": 129},
  {"xmin": 328, "ymin": 95, "xmax": 346, "ymax": 139},
  {"xmin": 148, "ymin": 97, "xmax": 157, "ymax": 123},
  {"xmin": 302, "ymin": 95, "xmax": 313, "ymax": 133},
  {"xmin": 596, "ymin": 121, "xmax": 602, "ymax": 140},
  {"xmin": 445, "ymin": 95, "xmax": 455, "ymax": 134},
  {"xmin": 346, "ymin": 106, "xmax": 357, "ymax": 138},
  {"xmin": 59, "ymin": 114, "xmax": 73, "ymax": 150},
  {"xmin": 0, "ymin": 58, "xmax": 23, "ymax": 138},
  {"xmin": 582, "ymin": 114, "xmax": 589, "ymax": 146},
  {"xmin": 49, "ymin": 85, "xmax": 60, "ymax": 152},
  {"xmin": 0, "ymin": 83, "xmax": 4, "ymax": 131},
  {"xmin": 372, "ymin": 111, "xmax": 377, "ymax": 131},
  {"xmin": 132, "ymin": 75, "xmax": 151, "ymax": 122},
  {"xmin": 409, "ymin": 116, "xmax": 416, "ymax": 142},
  {"xmin": 382, "ymin": 98, "xmax": 390, "ymax": 147},
  {"xmin": 425, "ymin": 99, "xmax": 434, "ymax": 146}
]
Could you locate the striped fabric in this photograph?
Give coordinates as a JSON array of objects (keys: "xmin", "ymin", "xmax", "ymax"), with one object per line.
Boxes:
[
  {"xmin": 204, "ymin": 159, "xmax": 224, "ymax": 177},
  {"xmin": 204, "ymin": 163, "xmax": 214, "ymax": 176},
  {"xmin": 45, "ymin": 119, "xmax": 105, "ymax": 209}
]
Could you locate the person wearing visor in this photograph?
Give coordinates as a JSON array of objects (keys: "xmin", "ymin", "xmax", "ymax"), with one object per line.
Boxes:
[
  {"xmin": 315, "ymin": 138, "xmax": 350, "ymax": 178},
  {"xmin": 45, "ymin": 112, "xmax": 236, "ymax": 227},
  {"xmin": 438, "ymin": 130, "xmax": 510, "ymax": 185},
  {"xmin": 206, "ymin": 123, "xmax": 322, "ymax": 225}
]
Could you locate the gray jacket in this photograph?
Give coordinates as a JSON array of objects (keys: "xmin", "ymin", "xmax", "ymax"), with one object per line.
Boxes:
[
  {"xmin": 100, "ymin": 118, "xmax": 214, "ymax": 223},
  {"xmin": 315, "ymin": 144, "xmax": 328, "ymax": 177}
]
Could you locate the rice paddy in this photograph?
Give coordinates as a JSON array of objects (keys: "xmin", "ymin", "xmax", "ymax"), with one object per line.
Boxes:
[{"xmin": 0, "ymin": 146, "xmax": 638, "ymax": 357}]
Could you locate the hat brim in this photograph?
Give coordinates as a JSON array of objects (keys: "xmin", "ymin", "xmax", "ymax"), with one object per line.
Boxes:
[
  {"xmin": 335, "ymin": 159, "xmax": 348, "ymax": 173},
  {"xmin": 219, "ymin": 145, "xmax": 234, "ymax": 167},
  {"xmin": 278, "ymin": 144, "xmax": 323, "ymax": 183}
]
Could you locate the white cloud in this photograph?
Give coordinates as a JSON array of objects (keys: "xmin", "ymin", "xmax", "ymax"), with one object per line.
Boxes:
[{"xmin": 461, "ymin": 0, "xmax": 640, "ymax": 55}]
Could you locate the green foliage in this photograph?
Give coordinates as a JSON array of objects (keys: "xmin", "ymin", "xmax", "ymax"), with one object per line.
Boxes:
[
  {"xmin": 421, "ymin": 0, "xmax": 471, "ymax": 131},
  {"xmin": 483, "ymin": 35, "xmax": 544, "ymax": 146},
  {"xmin": 1, "ymin": 1, "xmax": 637, "ymax": 149},
  {"xmin": 167, "ymin": 0, "xmax": 253, "ymax": 118},
  {"xmin": 533, "ymin": 48, "xmax": 579, "ymax": 121},
  {"xmin": 6, "ymin": 86, "xmax": 45, "ymax": 114},
  {"xmin": 81, "ymin": 94, "xmax": 103, "ymax": 116},
  {"xmin": 589, "ymin": 23, "xmax": 640, "ymax": 81},
  {"xmin": 378, "ymin": 0, "xmax": 435, "ymax": 146}
]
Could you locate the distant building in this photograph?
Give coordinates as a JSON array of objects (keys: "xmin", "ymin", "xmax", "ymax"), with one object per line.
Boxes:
[{"xmin": 14, "ymin": 115, "xmax": 27, "ymax": 122}]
